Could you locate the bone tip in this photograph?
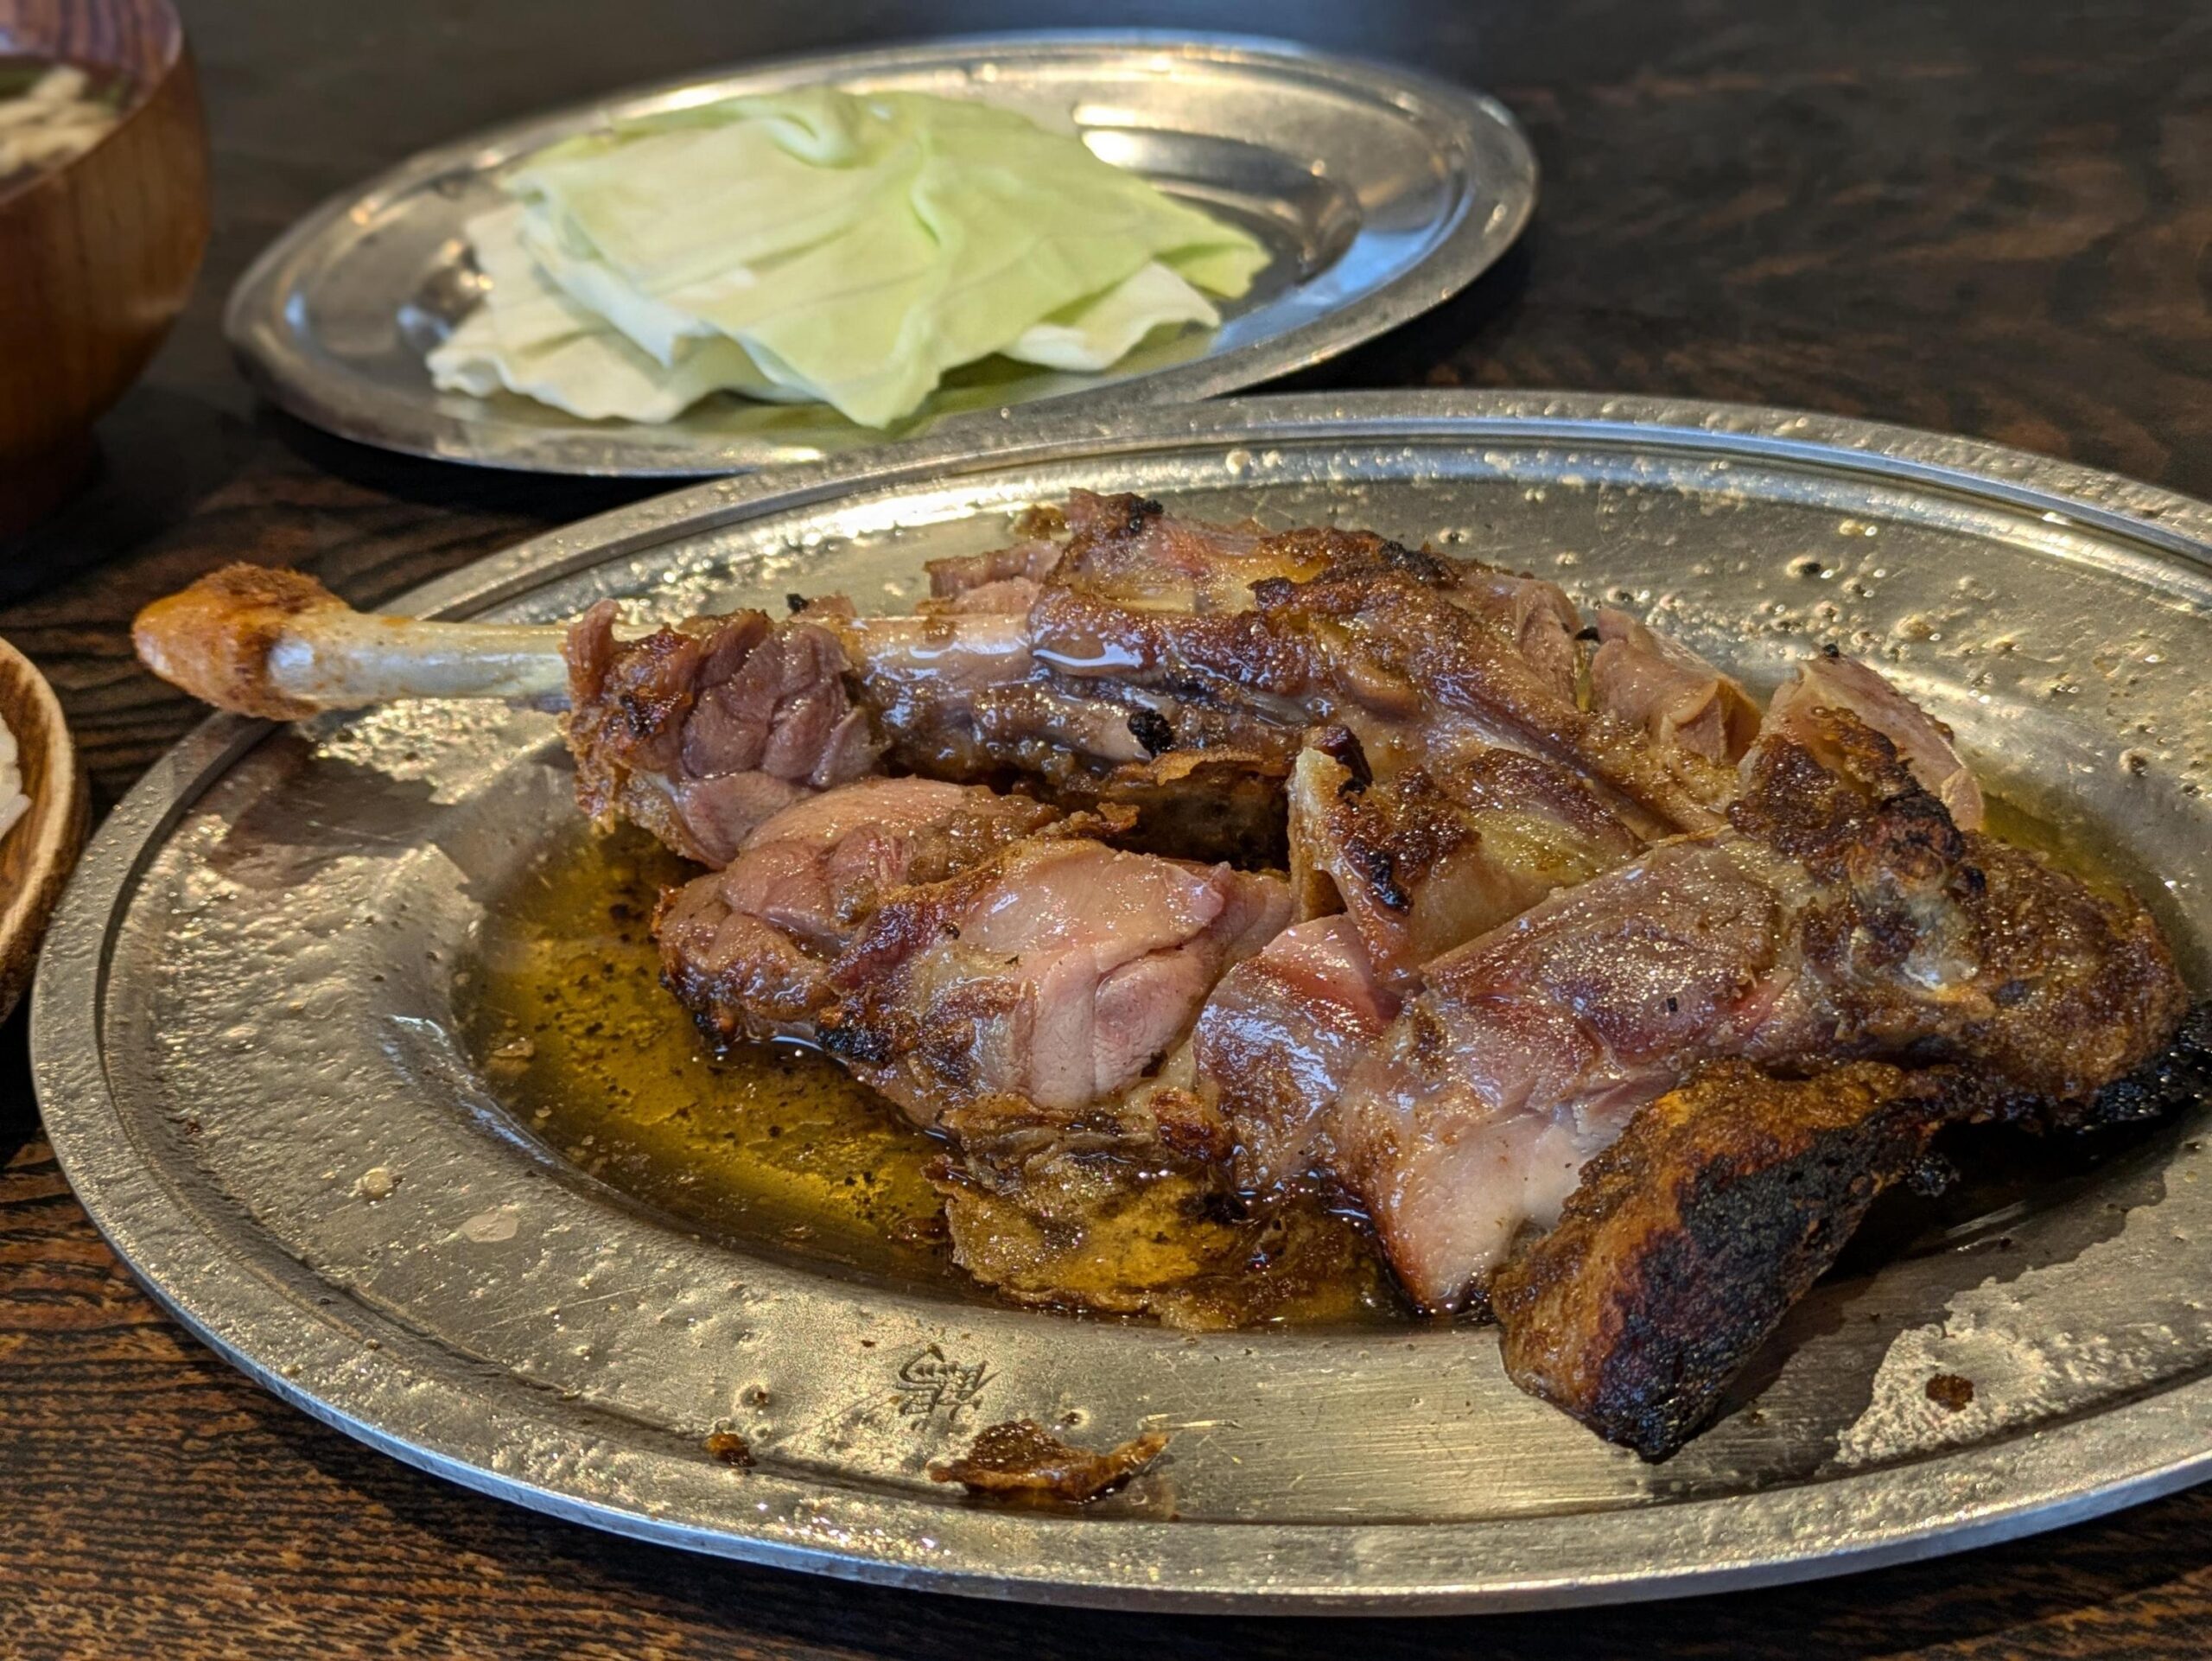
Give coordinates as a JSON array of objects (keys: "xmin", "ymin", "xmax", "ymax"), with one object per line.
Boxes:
[{"xmin": 132, "ymin": 564, "xmax": 346, "ymax": 720}]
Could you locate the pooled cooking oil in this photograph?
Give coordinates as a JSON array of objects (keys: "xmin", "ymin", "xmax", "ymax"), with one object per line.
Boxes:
[
  {"xmin": 461, "ymin": 821, "xmax": 1398, "ymax": 1323},
  {"xmin": 461, "ymin": 823, "xmax": 963, "ymax": 1289}
]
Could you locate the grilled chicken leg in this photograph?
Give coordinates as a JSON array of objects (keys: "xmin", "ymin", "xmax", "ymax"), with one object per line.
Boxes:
[{"xmin": 132, "ymin": 492, "xmax": 1783, "ymax": 867}]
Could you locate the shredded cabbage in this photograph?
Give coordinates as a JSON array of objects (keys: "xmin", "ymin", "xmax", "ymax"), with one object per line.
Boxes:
[{"xmin": 429, "ymin": 87, "xmax": 1268, "ymax": 428}]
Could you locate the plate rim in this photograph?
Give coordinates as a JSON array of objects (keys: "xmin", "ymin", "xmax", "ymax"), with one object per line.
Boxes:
[
  {"xmin": 34, "ymin": 389, "xmax": 2212, "ymax": 1613},
  {"xmin": 221, "ymin": 29, "xmax": 1538, "ymax": 478}
]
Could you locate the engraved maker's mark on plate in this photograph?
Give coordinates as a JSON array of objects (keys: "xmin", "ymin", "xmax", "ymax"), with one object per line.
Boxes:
[{"xmin": 893, "ymin": 1343, "xmax": 996, "ymax": 1424}]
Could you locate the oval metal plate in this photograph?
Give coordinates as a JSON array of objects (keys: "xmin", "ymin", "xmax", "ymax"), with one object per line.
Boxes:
[
  {"xmin": 33, "ymin": 392, "xmax": 2212, "ymax": 1611},
  {"xmin": 222, "ymin": 32, "xmax": 1535, "ymax": 477}
]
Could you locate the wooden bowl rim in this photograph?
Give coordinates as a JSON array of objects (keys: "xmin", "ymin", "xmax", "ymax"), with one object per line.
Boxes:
[
  {"xmin": 0, "ymin": 633, "xmax": 86, "ymax": 1023},
  {"xmin": 0, "ymin": 0, "xmax": 189, "ymax": 208}
]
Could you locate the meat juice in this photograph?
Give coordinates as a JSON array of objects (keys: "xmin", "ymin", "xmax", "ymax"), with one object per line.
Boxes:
[{"xmin": 461, "ymin": 823, "xmax": 960, "ymax": 1289}]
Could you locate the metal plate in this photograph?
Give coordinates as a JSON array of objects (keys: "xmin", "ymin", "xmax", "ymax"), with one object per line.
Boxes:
[
  {"xmin": 32, "ymin": 391, "xmax": 2212, "ymax": 1612},
  {"xmin": 222, "ymin": 33, "xmax": 1535, "ymax": 476}
]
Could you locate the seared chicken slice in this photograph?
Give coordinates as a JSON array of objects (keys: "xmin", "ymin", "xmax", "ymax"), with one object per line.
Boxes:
[
  {"xmin": 819, "ymin": 837, "xmax": 1292, "ymax": 1123},
  {"xmin": 1188, "ymin": 914, "xmax": 1402, "ymax": 1196},
  {"xmin": 1287, "ymin": 735, "xmax": 1647, "ymax": 986},
  {"xmin": 654, "ymin": 777, "xmax": 1096, "ymax": 1041},
  {"xmin": 651, "ymin": 773, "xmax": 1290, "ymax": 1127}
]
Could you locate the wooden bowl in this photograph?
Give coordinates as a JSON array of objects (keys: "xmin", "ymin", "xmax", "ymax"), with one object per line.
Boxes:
[
  {"xmin": 0, "ymin": 636, "xmax": 86, "ymax": 1023},
  {"xmin": 0, "ymin": 0, "xmax": 209, "ymax": 533}
]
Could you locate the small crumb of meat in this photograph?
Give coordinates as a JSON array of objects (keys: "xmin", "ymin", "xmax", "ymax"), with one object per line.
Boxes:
[
  {"xmin": 928, "ymin": 1418, "xmax": 1168, "ymax": 1502},
  {"xmin": 1924, "ymin": 1373, "xmax": 1976, "ymax": 1412},
  {"xmin": 704, "ymin": 1431, "xmax": 755, "ymax": 1467},
  {"xmin": 1126, "ymin": 706, "xmax": 1178, "ymax": 756}
]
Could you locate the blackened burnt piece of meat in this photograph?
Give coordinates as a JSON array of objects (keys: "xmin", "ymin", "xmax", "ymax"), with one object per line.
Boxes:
[
  {"xmin": 1490, "ymin": 1061, "xmax": 1970, "ymax": 1459},
  {"xmin": 1496, "ymin": 1005, "xmax": 2212, "ymax": 1460}
]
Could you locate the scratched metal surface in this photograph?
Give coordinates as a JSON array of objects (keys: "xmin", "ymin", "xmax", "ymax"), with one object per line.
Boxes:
[{"xmin": 30, "ymin": 392, "xmax": 2212, "ymax": 1610}]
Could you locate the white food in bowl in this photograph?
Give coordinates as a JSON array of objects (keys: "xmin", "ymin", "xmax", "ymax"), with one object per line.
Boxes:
[
  {"xmin": 0, "ymin": 707, "xmax": 30, "ymax": 842},
  {"xmin": 0, "ymin": 66, "xmax": 124, "ymax": 181}
]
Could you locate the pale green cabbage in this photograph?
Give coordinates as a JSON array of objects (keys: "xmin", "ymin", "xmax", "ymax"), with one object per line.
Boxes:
[{"xmin": 428, "ymin": 87, "xmax": 1268, "ymax": 428}]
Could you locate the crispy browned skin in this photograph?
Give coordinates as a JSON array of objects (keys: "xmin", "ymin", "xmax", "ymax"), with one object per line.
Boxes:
[
  {"xmin": 2078, "ymin": 1002, "xmax": 2212, "ymax": 1129},
  {"xmin": 868, "ymin": 493, "xmax": 1745, "ymax": 849},
  {"xmin": 932, "ymin": 1100, "xmax": 1243, "ymax": 1316},
  {"xmin": 1253, "ymin": 553, "xmax": 1738, "ymax": 832},
  {"xmin": 928, "ymin": 1419, "xmax": 1169, "ymax": 1501},
  {"xmin": 131, "ymin": 563, "xmax": 345, "ymax": 721},
  {"xmin": 1290, "ymin": 740, "xmax": 1647, "ymax": 984},
  {"xmin": 993, "ymin": 496, "xmax": 1735, "ymax": 835},
  {"xmin": 930, "ymin": 1096, "xmax": 1385, "ymax": 1328},
  {"xmin": 1727, "ymin": 704, "xmax": 2189, "ymax": 1104},
  {"xmin": 1491, "ymin": 1061, "xmax": 1967, "ymax": 1460}
]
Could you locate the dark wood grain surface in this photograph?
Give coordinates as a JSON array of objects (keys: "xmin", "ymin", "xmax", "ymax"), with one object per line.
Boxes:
[{"xmin": 4, "ymin": 0, "xmax": 2211, "ymax": 1653}]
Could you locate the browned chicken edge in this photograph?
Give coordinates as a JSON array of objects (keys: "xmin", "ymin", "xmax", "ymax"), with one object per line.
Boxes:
[{"xmin": 131, "ymin": 563, "xmax": 344, "ymax": 721}]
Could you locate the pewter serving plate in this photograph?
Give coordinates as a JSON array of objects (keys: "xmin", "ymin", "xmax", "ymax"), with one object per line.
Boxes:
[
  {"xmin": 223, "ymin": 33, "xmax": 1534, "ymax": 477},
  {"xmin": 34, "ymin": 392, "xmax": 2212, "ymax": 1611}
]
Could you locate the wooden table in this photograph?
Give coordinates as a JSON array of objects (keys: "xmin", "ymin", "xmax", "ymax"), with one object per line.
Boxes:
[{"xmin": 6, "ymin": 0, "xmax": 2211, "ymax": 1652}]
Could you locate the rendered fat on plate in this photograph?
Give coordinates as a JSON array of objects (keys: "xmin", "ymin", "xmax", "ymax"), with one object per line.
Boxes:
[{"xmin": 428, "ymin": 87, "xmax": 1268, "ymax": 428}]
